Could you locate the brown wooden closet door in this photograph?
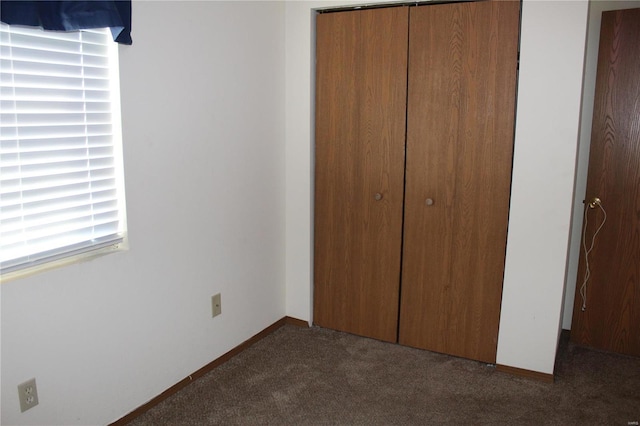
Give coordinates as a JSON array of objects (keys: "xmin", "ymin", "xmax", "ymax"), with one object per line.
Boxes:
[
  {"xmin": 571, "ymin": 8, "xmax": 640, "ymax": 357},
  {"xmin": 399, "ymin": 0, "xmax": 520, "ymax": 363},
  {"xmin": 313, "ymin": 7, "xmax": 409, "ymax": 343}
]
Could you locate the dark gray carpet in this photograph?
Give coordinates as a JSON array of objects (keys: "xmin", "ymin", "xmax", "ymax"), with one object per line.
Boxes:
[{"xmin": 126, "ymin": 325, "xmax": 640, "ymax": 425}]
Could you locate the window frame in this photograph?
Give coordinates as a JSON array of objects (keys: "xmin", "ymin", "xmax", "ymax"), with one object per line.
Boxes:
[{"xmin": 0, "ymin": 24, "xmax": 128, "ymax": 281}]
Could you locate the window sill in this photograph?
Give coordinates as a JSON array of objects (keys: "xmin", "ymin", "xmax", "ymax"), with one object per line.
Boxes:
[{"xmin": 0, "ymin": 238, "xmax": 129, "ymax": 284}]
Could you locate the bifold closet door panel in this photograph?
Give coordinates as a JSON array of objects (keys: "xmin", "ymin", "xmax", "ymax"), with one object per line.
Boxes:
[
  {"xmin": 313, "ymin": 7, "xmax": 409, "ymax": 342},
  {"xmin": 399, "ymin": 1, "xmax": 520, "ymax": 363}
]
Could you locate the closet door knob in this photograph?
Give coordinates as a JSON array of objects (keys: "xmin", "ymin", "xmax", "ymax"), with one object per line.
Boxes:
[
  {"xmin": 425, "ymin": 198, "xmax": 434, "ymax": 206},
  {"xmin": 374, "ymin": 192, "xmax": 383, "ymax": 201}
]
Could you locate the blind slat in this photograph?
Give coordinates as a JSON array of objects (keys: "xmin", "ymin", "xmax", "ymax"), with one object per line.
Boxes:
[
  {"xmin": 1, "ymin": 193, "xmax": 119, "ymax": 223},
  {"xmin": 1, "ymin": 175, "xmax": 117, "ymax": 201},
  {"xmin": 1, "ymin": 205, "xmax": 120, "ymax": 239}
]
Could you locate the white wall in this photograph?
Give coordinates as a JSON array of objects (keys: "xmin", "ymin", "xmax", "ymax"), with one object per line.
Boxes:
[
  {"xmin": 561, "ymin": 0, "xmax": 640, "ymax": 330},
  {"xmin": 0, "ymin": 2, "xmax": 286, "ymax": 425},
  {"xmin": 285, "ymin": 0, "xmax": 590, "ymax": 375}
]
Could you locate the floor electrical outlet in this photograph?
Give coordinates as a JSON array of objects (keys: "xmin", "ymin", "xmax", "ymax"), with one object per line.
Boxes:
[
  {"xmin": 212, "ymin": 293, "xmax": 222, "ymax": 318},
  {"xmin": 18, "ymin": 378, "xmax": 39, "ymax": 412}
]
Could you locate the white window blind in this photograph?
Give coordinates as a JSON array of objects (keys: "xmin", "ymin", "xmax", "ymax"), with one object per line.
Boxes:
[{"xmin": 0, "ymin": 24, "xmax": 126, "ymax": 275}]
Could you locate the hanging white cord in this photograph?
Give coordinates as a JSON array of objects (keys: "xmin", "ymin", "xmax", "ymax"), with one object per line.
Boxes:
[{"xmin": 579, "ymin": 200, "xmax": 607, "ymax": 311}]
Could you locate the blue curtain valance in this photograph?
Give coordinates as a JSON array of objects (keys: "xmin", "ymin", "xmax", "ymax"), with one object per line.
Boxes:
[{"xmin": 1, "ymin": 1, "xmax": 132, "ymax": 45}]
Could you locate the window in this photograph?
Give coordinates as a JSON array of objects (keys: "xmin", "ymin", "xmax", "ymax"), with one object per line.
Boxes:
[{"xmin": 0, "ymin": 24, "xmax": 127, "ymax": 276}]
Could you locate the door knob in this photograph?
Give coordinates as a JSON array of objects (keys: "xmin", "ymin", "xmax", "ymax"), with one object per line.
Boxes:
[
  {"xmin": 374, "ymin": 192, "xmax": 383, "ymax": 201},
  {"xmin": 587, "ymin": 197, "xmax": 601, "ymax": 208},
  {"xmin": 425, "ymin": 198, "xmax": 434, "ymax": 206}
]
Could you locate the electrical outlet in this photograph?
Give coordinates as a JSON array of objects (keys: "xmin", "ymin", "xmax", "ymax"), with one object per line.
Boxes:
[
  {"xmin": 18, "ymin": 378, "xmax": 39, "ymax": 413},
  {"xmin": 212, "ymin": 293, "xmax": 222, "ymax": 318}
]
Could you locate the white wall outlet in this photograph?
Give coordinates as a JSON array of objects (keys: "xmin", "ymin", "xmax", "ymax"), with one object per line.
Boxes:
[
  {"xmin": 212, "ymin": 293, "xmax": 222, "ymax": 318},
  {"xmin": 18, "ymin": 378, "xmax": 39, "ymax": 412}
]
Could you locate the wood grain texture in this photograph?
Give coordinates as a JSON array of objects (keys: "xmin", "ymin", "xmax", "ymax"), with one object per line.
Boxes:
[
  {"xmin": 313, "ymin": 7, "xmax": 409, "ymax": 342},
  {"xmin": 398, "ymin": 0, "xmax": 520, "ymax": 363},
  {"xmin": 571, "ymin": 7, "xmax": 640, "ymax": 357}
]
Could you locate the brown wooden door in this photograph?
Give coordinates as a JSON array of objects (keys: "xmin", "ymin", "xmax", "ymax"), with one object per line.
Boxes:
[
  {"xmin": 399, "ymin": 1, "xmax": 520, "ymax": 363},
  {"xmin": 313, "ymin": 7, "xmax": 409, "ymax": 342},
  {"xmin": 571, "ymin": 8, "xmax": 640, "ymax": 357}
]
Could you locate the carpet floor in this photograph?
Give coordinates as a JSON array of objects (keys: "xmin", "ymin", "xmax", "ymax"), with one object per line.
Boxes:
[{"xmin": 126, "ymin": 325, "xmax": 640, "ymax": 425}]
